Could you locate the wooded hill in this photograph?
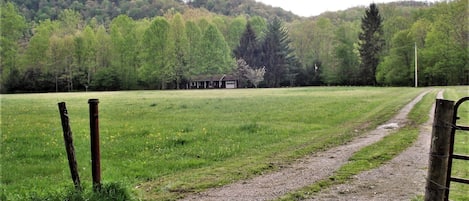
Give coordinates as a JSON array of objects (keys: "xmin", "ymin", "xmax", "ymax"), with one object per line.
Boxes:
[
  {"xmin": 8, "ymin": 0, "xmax": 299, "ymax": 23},
  {"xmin": 1, "ymin": 0, "xmax": 467, "ymax": 93}
]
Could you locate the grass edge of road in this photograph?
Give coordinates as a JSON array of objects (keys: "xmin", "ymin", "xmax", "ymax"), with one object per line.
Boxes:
[{"xmin": 277, "ymin": 90, "xmax": 437, "ymax": 201}]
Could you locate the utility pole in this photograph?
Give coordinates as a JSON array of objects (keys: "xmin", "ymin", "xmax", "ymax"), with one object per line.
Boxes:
[{"xmin": 415, "ymin": 42, "xmax": 418, "ymax": 88}]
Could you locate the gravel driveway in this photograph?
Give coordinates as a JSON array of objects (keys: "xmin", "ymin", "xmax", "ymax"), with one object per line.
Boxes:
[{"xmin": 181, "ymin": 90, "xmax": 438, "ymax": 201}]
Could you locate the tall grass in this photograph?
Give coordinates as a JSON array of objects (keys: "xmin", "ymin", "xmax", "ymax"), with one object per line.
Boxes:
[{"xmin": 1, "ymin": 87, "xmax": 423, "ymax": 200}]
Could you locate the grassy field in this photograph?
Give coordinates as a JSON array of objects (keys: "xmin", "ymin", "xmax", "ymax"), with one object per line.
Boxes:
[
  {"xmin": 280, "ymin": 86, "xmax": 468, "ymax": 201},
  {"xmin": 278, "ymin": 89, "xmax": 439, "ymax": 201},
  {"xmin": 444, "ymin": 87, "xmax": 469, "ymax": 200},
  {"xmin": 0, "ymin": 86, "xmax": 462, "ymax": 200}
]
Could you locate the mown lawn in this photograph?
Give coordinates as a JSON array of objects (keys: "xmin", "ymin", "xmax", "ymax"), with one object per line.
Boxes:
[{"xmin": 1, "ymin": 87, "xmax": 426, "ymax": 200}]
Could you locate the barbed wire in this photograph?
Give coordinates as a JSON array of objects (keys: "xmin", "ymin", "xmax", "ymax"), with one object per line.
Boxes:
[{"xmin": 424, "ymin": 176, "xmax": 469, "ymax": 197}]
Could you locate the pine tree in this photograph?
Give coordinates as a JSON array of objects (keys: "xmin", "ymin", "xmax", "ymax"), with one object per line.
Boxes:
[
  {"xmin": 260, "ymin": 18, "xmax": 299, "ymax": 87},
  {"xmin": 358, "ymin": 3, "xmax": 384, "ymax": 86},
  {"xmin": 234, "ymin": 22, "xmax": 261, "ymax": 68}
]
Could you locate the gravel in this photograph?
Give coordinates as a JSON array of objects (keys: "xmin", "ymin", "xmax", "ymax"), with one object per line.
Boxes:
[{"xmin": 181, "ymin": 90, "xmax": 437, "ymax": 201}]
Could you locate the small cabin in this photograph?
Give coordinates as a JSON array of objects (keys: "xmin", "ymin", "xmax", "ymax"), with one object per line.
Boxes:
[{"xmin": 188, "ymin": 74, "xmax": 238, "ymax": 89}]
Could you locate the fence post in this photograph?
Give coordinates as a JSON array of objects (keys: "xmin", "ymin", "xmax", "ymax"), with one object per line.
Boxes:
[
  {"xmin": 88, "ymin": 99, "xmax": 101, "ymax": 191},
  {"xmin": 425, "ymin": 99, "xmax": 454, "ymax": 201},
  {"xmin": 58, "ymin": 102, "xmax": 81, "ymax": 191}
]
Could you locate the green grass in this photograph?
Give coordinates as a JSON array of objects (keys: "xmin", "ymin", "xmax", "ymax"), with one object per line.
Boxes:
[
  {"xmin": 279, "ymin": 87, "xmax": 469, "ymax": 201},
  {"xmin": 1, "ymin": 87, "xmax": 425, "ymax": 200},
  {"xmin": 444, "ymin": 86, "xmax": 469, "ymax": 201},
  {"xmin": 5, "ymin": 182, "xmax": 133, "ymax": 201},
  {"xmin": 278, "ymin": 89, "xmax": 438, "ymax": 201}
]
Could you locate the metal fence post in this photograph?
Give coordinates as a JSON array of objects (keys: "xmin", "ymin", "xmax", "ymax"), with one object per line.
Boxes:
[
  {"xmin": 88, "ymin": 99, "xmax": 101, "ymax": 191},
  {"xmin": 425, "ymin": 99, "xmax": 454, "ymax": 201}
]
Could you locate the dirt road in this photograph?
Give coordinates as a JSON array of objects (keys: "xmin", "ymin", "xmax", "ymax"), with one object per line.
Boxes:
[
  {"xmin": 181, "ymin": 90, "xmax": 436, "ymax": 201},
  {"xmin": 308, "ymin": 91, "xmax": 442, "ymax": 200}
]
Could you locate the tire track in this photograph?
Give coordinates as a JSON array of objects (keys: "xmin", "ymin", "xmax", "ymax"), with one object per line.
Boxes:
[
  {"xmin": 181, "ymin": 90, "xmax": 431, "ymax": 201},
  {"xmin": 308, "ymin": 90, "xmax": 442, "ymax": 201}
]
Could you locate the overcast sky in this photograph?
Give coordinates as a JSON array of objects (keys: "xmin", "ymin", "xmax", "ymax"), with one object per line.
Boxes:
[{"xmin": 255, "ymin": 0, "xmax": 433, "ymax": 17}]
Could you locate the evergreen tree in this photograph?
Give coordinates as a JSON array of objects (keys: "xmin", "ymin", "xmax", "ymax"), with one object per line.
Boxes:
[
  {"xmin": 260, "ymin": 18, "xmax": 299, "ymax": 87},
  {"xmin": 358, "ymin": 3, "xmax": 384, "ymax": 86},
  {"xmin": 234, "ymin": 22, "xmax": 261, "ymax": 68}
]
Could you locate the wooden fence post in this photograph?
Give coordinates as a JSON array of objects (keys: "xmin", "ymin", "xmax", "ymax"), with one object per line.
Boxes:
[
  {"xmin": 58, "ymin": 102, "xmax": 81, "ymax": 191},
  {"xmin": 425, "ymin": 99, "xmax": 454, "ymax": 201},
  {"xmin": 88, "ymin": 99, "xmax": 101, "ymax": 191}
]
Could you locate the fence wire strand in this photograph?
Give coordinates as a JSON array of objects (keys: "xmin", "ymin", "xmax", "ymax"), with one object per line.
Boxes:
[{"xmin": 424, "ymin": 176, "xmax": 469, "ymax": 196}]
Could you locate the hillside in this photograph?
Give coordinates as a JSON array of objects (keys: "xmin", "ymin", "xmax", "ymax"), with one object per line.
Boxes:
[
  {"xmin": 312, "ymin": 1, "xmax": 430, "ymax": 24},
  {"xmin": 10, "ymin": 0, "xmax": 431, "ymax": 24},
  {"xmin": 10, "ymin": 0, "xmax": 299, "ymax": 23},
  {"xmin": 1, "ymin": 0, "xmax": 467, "ymax": 93}
]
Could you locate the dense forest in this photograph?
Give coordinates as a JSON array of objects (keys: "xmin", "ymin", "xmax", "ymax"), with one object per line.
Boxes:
[{"xmin": 1, "ymin": 0, "xmax": 467, "ymax": 93}]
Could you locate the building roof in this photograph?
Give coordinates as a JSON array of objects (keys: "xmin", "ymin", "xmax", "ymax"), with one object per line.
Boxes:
[{"xmin": 190, "ymin": 74, "xmax": 238, "ymax": 81}]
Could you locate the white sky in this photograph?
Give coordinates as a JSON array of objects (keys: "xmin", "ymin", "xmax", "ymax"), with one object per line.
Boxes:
[{"xmin": 255, "ymin": 0, "xmax": 432, "ymax": 17}]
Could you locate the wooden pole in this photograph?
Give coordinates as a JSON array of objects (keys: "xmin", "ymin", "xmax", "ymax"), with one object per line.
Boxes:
[
  {"xmin": 415, "ymin": 42, "xmax": 418, "ymax": 88},
  {"xmin": 88, "ymin": 99, "xmax": 101, "ymax": 191},
  {"xmin": 425, "ymin": 99, "xmax": 454, "ymax": 201},
  {"xmin": 58, "ymin": 102, "xmax": 81, "ymax": 191}
]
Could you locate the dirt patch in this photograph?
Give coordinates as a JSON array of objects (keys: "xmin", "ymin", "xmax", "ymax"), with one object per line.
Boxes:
[{"xmin": 181, "ymin": 90, "xmax": 434, "ymax": 201}]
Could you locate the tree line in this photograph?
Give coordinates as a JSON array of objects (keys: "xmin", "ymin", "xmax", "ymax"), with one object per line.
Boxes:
[
  {"xmin": 8, "ymin": 0, "xmax": 298, "ymax": 24},
  {"xmin": 288, "ymin": 0, "xmax": 467, "ymax": 86},
  {"xmin": 1, "ymin": 0, "xmax": 467, "ymax": 93},
  {"xmin": 1, "ymin": 3, "xmax": 300, "ymax": 92}
]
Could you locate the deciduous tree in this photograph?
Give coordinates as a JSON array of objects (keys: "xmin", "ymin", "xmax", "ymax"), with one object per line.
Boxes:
[
  {"xmin": 139, "ymin": 17, "xmax": 172, "ymax": 89},
  {"xmin": 185, "ymin": 20, "xmax": 203, "ymax": 76},
  {"xmin": 0, "ymin": 2, "xmax": 26, "ymax": 92},
  {"xmin": 376, "ymin": 30, "xmax": 414, "ymax": 86},
  {"xmin": 237, "ymin": 59, "xmax": 265, "ymax": 88},
  {"xmin": 420, "ymin": 0, "xmax": 468, "ymax": 85},
  {"xmin": 199, "ymin": 24, "xmax": 234, "ymax": 75},
  {"xmin": 226, "ymin": 16, "xmax": 247, "ymax": 51},
  {"xmin": 334, "ymin": 22, "xmax": 360, "ymax": 85},
  {"xmin": 110, "ymin": 15, "xmax": 139, "ymax": 89},
  {"xmin": 169, "ymin": 13, "xmax": 189, "ymax": 89}
]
